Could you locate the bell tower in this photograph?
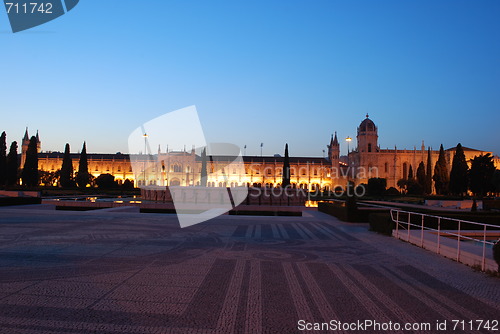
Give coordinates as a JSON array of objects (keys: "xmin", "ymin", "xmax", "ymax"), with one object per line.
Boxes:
[
  {"xmin": 328, "ymin": 132, "xmax": 340, "ymax": 166},
  {"xmin": 20, "ymin": 128, "xmax": 41, "ymax": 168},
  {"xmin": 20, "ymin": 128, "xmax": 30, "ymax": 168},
  {"xmin": 357, "ymin": 114, "xmax": 378, "ymax": 153}
]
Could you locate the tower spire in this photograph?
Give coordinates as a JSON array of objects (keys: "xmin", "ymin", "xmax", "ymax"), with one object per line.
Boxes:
[{"xmin": 333, "ymin": 131, "xmax": 339, "ymax": 146}]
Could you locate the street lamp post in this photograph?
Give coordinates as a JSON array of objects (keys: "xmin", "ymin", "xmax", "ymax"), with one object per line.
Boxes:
[
  {"xmin": 345, "ymin": 136, "xmax": 352, "ymax": 154},
  {"xmin": 143, "ymin": 133, "xmax": 148, "ymax": 186},
  {"xmin": 345, "ymin": 136, "xmax": 353, "ymax": 188}
]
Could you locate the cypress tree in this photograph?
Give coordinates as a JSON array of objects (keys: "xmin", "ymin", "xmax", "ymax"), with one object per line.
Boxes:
[
  {"xmin": 408, "ymin": 164, "xmax": 414, "ymax": 180},
  {"xmin": 200, "ymin": 147, "xmax": 208, "ymax": 187},
  {"xmin": 425, "ymin": 147, "xmax": 433, "ymax": 194},
  {"xmin": 282, "ymin": 143, "xmax": 291, "ymax": 187},
  {"xmin": 433, "ymin": 144, "xmax": 449, "ymax": 195},
  {"xmin": 76, "ymin": 142, "xmax": 90, "ymax": 188},
  {"xmin": 21, "ymin": 136, "xmax": 39, "ymax": 187},
  {"xmin": 416, "ymin": 161, "xmax": 426, "ymax": 190},
  {"xmin": 6, "ymin": 141, "xmax": 18, "ymax": 186},
  {"xmin": 0, "ymin": 132, "xmax": 6, "ymax": 186},
  {"xmin": 60, "ymin": 143, "xmax": 74, "ymax": 188},
  {"xmin": 449, "ymin": 143, "xmax": 469, "ymax": 196}
]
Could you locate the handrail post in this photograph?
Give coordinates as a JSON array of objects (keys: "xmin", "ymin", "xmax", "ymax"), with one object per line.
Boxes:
[
  {"xmin": 420, "ymin": 214, "xmax": 425, "ymax": 247},
  {"xmin": 482, "ymin": 225, "xmax": 487, "ymax": 271},
  {"xmin": 457, "ymin": 220, "xmax": 461, "ymax": 262},
  {"xmin": 437, "ymin": 217, "xmax": 441, "ymax": 254},
  {"xmin": 407, "ymin": 212, "xmax": 411, "ymax": 242},
  {"xmin": 396, "ymin": 210, "xmax": 400, "ymax": 238}
]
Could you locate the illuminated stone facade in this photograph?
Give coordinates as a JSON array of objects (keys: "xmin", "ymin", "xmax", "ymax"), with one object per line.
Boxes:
[
  {"xmin": 24, "ymin": 116, "xmax": 500, "ymax": 191},
  {"xmin": 348, "ymin": 115, "xmax": 500, "ymax": 190}
]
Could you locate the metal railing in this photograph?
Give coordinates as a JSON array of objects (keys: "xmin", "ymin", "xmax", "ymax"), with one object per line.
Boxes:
[{"xmin": 390, "ymin": 209, "xmax": 499, "ymax": 271}]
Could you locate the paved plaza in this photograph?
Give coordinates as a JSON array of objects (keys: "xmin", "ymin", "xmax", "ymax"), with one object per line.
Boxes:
[{"xmin": 0, "ymin": 205, "xmax": 498, "ymax": 333}]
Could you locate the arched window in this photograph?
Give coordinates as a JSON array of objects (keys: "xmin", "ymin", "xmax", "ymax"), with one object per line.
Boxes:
[
  {"xmin": 384, "ymin": 162, "xmax": 388, "ymax": 173},
  {"xmin": 368, "ymin": 143, "xmax": 372, "ymax": 152},
  {"xmin": 403, "ymin": 162, "xmax": 408, "ymax": 179}
]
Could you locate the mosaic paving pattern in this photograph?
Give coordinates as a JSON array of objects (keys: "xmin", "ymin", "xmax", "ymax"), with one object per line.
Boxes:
[{"xmin": 0, "ymin": 207, "xmax": 498, "ymax": 333}]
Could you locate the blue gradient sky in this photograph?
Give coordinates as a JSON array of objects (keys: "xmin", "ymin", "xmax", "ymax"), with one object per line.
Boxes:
[{"xmin": 0, "ymin": 0, "xmax": 499, "ymax": 157}]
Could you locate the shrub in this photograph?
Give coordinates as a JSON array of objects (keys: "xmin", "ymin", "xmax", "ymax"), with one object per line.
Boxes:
[
  {"xmin": 385, "ymin": 187, "xmax": 400, "ymax": 196},
  {"xmin": 367, "ymin": 178, "xmax": 387, "ymax": 196},
  {"xmin": 493, "ymin": 240, "xmax": 500, "ymax": 273},
  {"xmin": 369, "ymin": 213, "xmax": 394, "ymax": 235},
  {"xmin": 95, "ymin": 174, "xmax": 117, "ymax": 189}
]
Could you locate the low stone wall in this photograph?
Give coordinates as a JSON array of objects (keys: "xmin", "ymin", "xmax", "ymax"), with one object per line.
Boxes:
[
  {"xmin": 0, "ymin": 190, "xmax": 41, "ymax": 198},
  {"xmin": 425, "ymin": 199, "xmax": 483, "ymax": 210},
  {"xmin": 141, "ymin": 186, "xmax": 307, "ymax": 206}
]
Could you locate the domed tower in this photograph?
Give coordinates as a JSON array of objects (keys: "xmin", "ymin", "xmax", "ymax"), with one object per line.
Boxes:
[
  {"xmin": 357, "ymin": 114, "xmax": 378, "ymax": 153},
  {"xmin": 327, "ymin": 132, "xmax": 340, "ymax": 166}
]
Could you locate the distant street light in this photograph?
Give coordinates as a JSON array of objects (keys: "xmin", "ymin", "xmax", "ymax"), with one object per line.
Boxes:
[{"xmin": 345, "ymin": 136, "xmax": 352, "ymax": 153}]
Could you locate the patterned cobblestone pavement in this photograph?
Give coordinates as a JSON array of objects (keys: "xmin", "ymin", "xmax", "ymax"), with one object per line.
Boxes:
[{"xmin": 0, "ymin": 206, "xmax": 498, "ymax": 333}]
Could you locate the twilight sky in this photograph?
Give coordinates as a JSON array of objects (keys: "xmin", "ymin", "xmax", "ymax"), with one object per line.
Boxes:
[{"xmin": 0, "ymin": 0, "xmax": 499, "ymax": 157}]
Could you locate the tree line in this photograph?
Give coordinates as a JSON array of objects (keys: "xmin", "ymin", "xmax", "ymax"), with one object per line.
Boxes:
[
  {"xmin": 395, "ymin": 143, "xmax": 499, "ymax": 197},
  {"xmin": 0, "ymin": 132, "xmax": 133, "ymax": 190}
]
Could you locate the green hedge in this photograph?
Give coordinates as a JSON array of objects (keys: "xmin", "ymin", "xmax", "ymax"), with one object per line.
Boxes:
[
  {"xmin": 318, "ymin": 201, "xmax": 389, "ymax": 223},
  {"xmin": 0, "ymin": 197, "xmax": 42, "ymax": 206},
  {"xmin": 369, "ymin": 213, "xmax": 394, "ymax": 235}
]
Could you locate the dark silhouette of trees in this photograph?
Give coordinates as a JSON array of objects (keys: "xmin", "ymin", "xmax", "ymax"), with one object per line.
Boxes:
[
  {"xmin": 416, "ymin": 161, "xmax": 426, "ymax": 191},
  {"xmin": 6, "ymin": 141, "xmax": 18, "ymax": 186},
  {"xmin": 449, "ymin": 143, "xmax": 469, "ymax": 196},
  {"xmin": 60, "ymin": 143, "xmax": 75, "ymax": 188},
  {"xmin": 95, "ymin": 173, "xmax": 117, "ymax": 189},
  {"xmin": 76, "ymin": 142, "xmax": 90, "ymax": 188},
  {"xmin": 385, "ymin": 187, "xmax": 400, "ymax": 196},
  {"xmin": 469, "ymin": 154, "xmax": 495, "ymax": 197},
  {"xmin": 0, "ymin": 132, "xmax": 6, "ymax": 186},
  {"xmin": 200, "ymin": 147, "xmax": 208, "ymax": 187},
  {"xmin": 21, "ymin": 136, "xmax": 39, "ymax": 187},
  {"xmin": 492, "ymin": 170, "xmax": 500, "ymax": 196},
  {"xmin": 398, "ymin": 165, "xmax": 423, "ymax": 195},
  {"xmin": 122, "ymin": 179, "xmax": 134, "ymax": 190},
  {"xmin": 282, "ymin": 143, "xmax": 291, "ymax": 188},
  {"xmin": 433, "ymin": 144, "xmax": 449, "ymax": 195},
  {"xmin": 425, "ymin": 147, "xmax": 433, "ymax": 194},
  {"xmin": 408, "ymin": 164, "xmax": 414, "ymax": 180}
]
